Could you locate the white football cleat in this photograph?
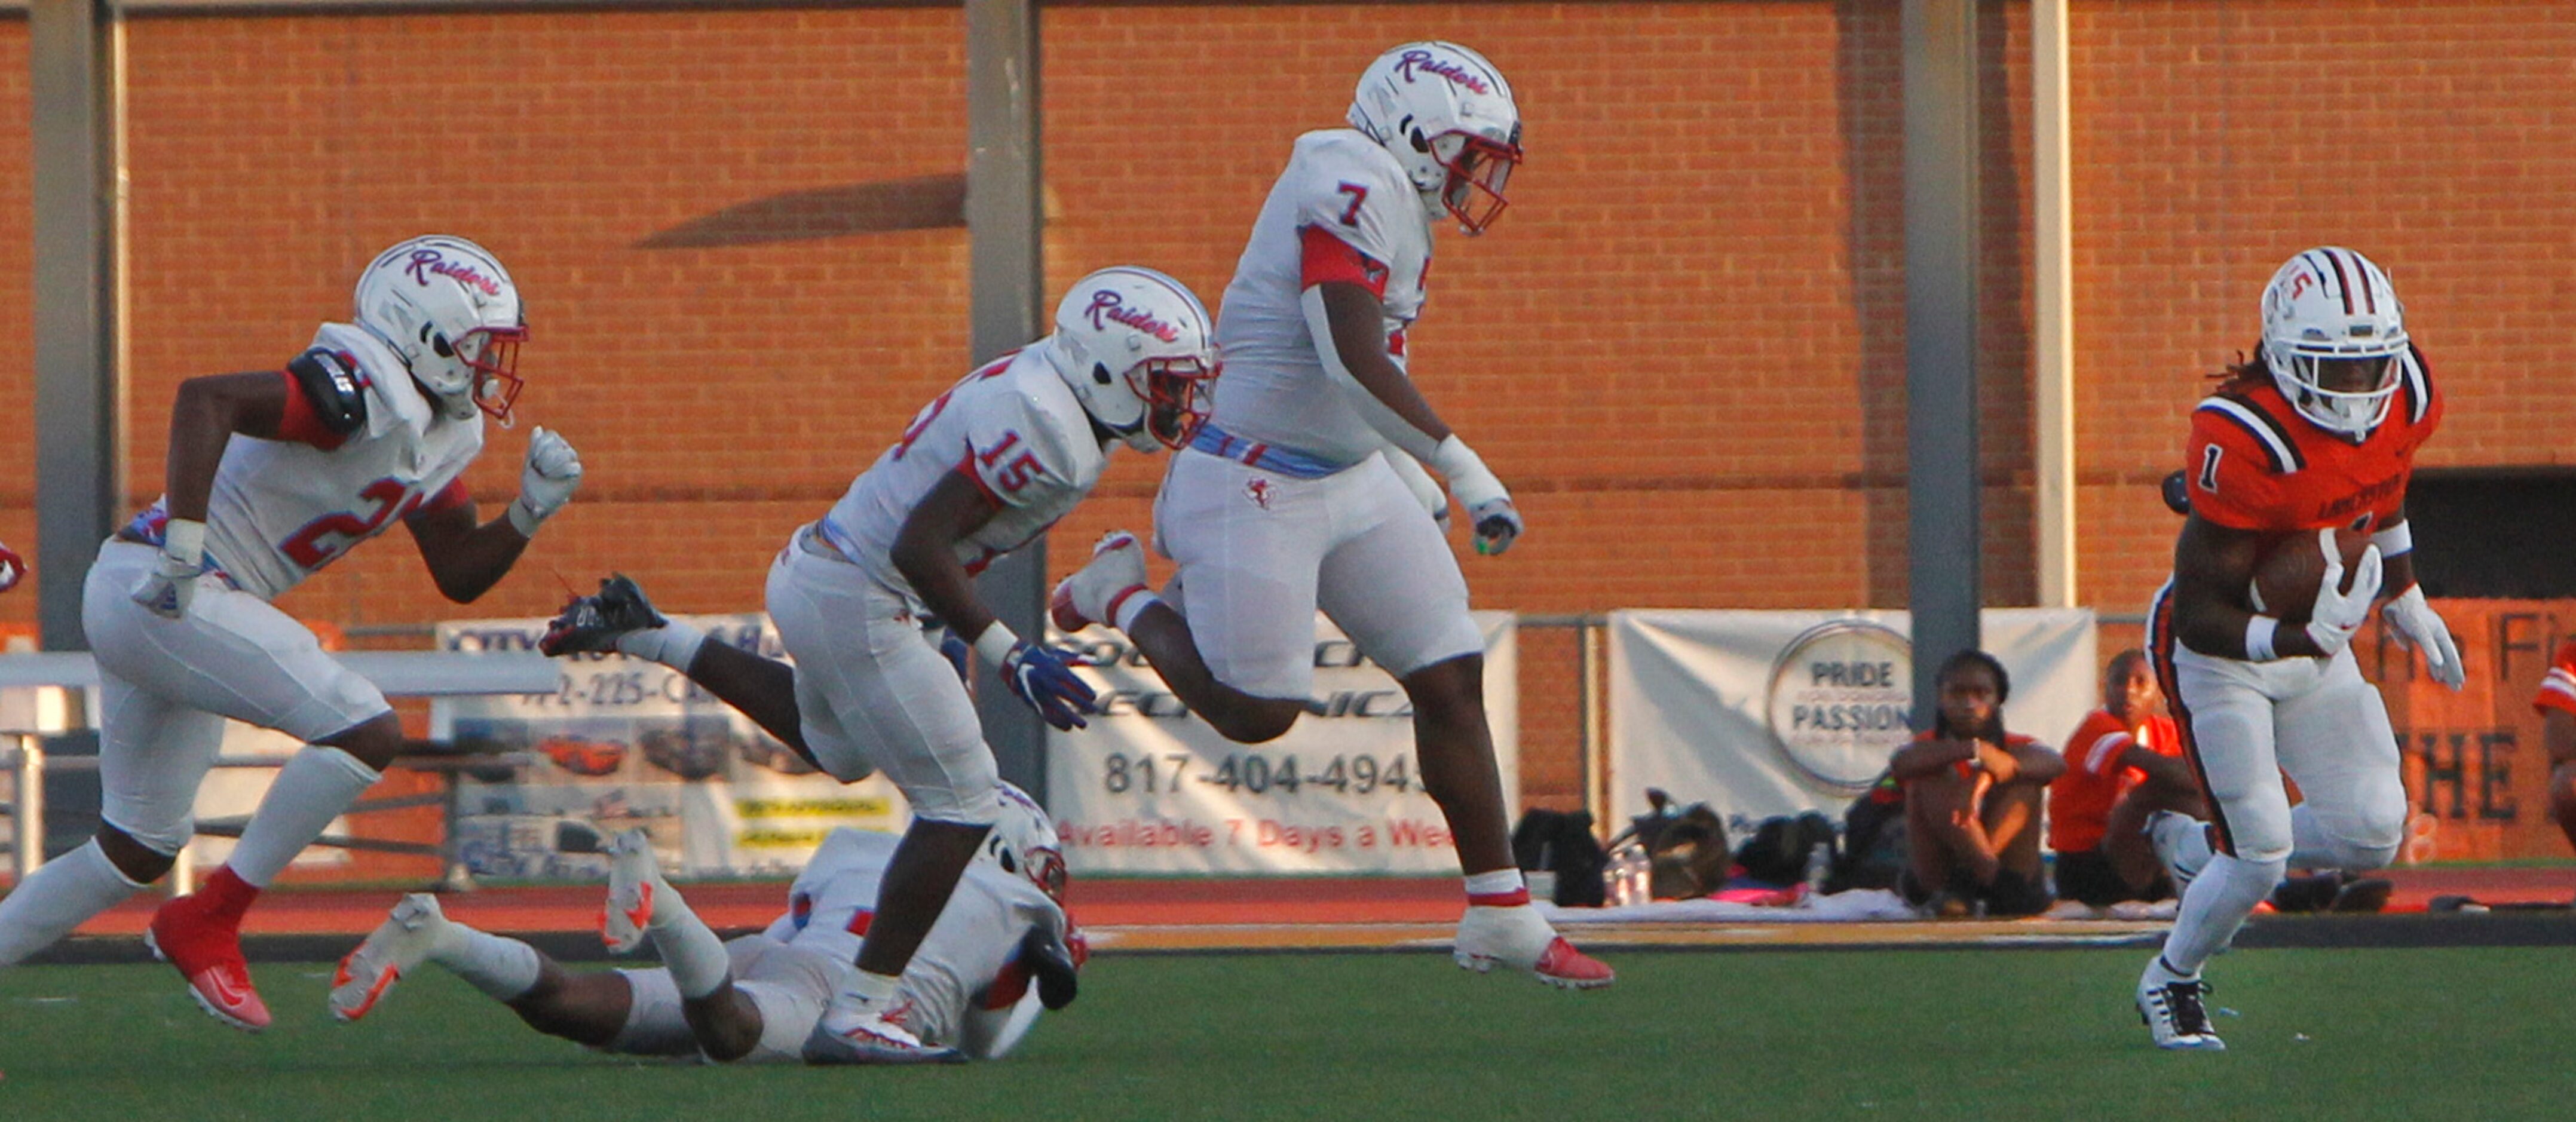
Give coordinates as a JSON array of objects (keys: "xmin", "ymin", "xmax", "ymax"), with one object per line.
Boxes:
[
  {"xmin": 332, "ymin": 893, "xmax": 448, "ymax": 1023},
  {"xmin": 802, "ymin": 993, "xmax": 964, "ymax": 1065},
  {"xmin": 1049, "ymin": 532, "xmax": 1151, "ymax": 633},
  {"xmin": 2146, "ymin": 810, "xmax": 2210, "ymax": 897},
  {"xmin": 1453, "ymin": 904, "xmax": 1613, "ymax": 991},
  {"xmin": 2136, "ymin": 957, "xmax": 2226, "ymax": 1051},
  {"xmin": 600, "ymin": 828, "xmax": 665, "ymax": 955}
]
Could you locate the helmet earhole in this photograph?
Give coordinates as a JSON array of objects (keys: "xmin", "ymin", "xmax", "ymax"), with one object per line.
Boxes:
[
  {"xmin": 1411, "ymin": 129, "xmax": 1431, "ymax": 154},
  {"xmin": 1092, "ymin": 363, "xmax": 1113, "ymax": 386},
  {"xmin": 1000, "ymin": 851, "xmax": 1018, "ymax": 873},
  {"xmin": 431, "ymin": 334, "xmax": 456, "ymax": 359}
]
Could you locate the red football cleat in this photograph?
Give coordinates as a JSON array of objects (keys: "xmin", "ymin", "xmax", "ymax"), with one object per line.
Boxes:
[
  {"xmin": 146, "ymin": 883, "xmax": 271, "ymax": 1032},
  {"xmin": 1530, "ymin": 936, "xmax": 1616, "ymax": 991}
]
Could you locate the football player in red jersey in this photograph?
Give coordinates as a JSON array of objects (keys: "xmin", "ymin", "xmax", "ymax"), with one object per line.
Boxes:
[
  {"xmin": 2533, "ymin": 641, "xmax": 2576, "ymax": 854},
  {"xmin": 2133, "ymin": 247, "xmax": 2462, "ymax": 1050}
]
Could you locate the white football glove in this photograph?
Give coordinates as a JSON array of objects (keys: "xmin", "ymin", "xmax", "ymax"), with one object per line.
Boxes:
[
  {"xmin": 2301, "ymin": 529, "xmax": 2382, "ymax": 659},
  {"xmin": 509, "ymin": 426, "xmax": 584, "ymax": 537},
  {"xmin": 1430, "ymin": 435, "xmax": 1521, "ymax": 556},
  {"xmin": 130, "ymin": 517, "xmax": 209, "ymax": 620},
  {"xmin": 2383, "ymin": 583, "xmax": 2465, "ymax": 689}
]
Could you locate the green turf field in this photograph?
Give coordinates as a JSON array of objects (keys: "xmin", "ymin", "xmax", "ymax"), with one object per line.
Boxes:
[{"xmin": 0, "ymin": 947, "xmax": 2565, "ymax": 1121}]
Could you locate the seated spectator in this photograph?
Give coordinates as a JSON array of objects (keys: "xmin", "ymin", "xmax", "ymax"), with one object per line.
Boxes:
[
  {"xmin": 2049, "ymin": 649, "xmax": 2206, "ymax": 910},
  {"xmin": 1888, "ymin": 650, "xmax": 2064, "ymax": 917},
  {"xmin": 2537, "ymin": 640, "xmax": 2576, "ymax": 855}
]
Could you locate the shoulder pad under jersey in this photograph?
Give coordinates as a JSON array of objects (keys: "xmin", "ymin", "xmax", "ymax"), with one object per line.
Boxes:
[{"xmin": 286, "ymin": 347, "xmax": 371, "ymax": 437}]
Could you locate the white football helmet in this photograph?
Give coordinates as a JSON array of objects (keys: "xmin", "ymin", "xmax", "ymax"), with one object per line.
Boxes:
[
  {"xmin": 353, "ymin": 235, "xmax": 529, "ymax": 425},
  {"xmin": 2259, "ymin": 247, "xmax": 2409, "ymax": 439},
  {"xmin": 1046, "ymin": 266, "xmax": 1219, "ymax": 452},
  {"xmin": 1347, "ymin": 42, "xmax": 1524, "ymax": 235},
  {"xmin": 981, "ymin": 780, "xmax": 1067, "ymax": 906}
]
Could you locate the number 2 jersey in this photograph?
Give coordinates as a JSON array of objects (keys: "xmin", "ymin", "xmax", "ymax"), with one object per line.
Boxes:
[
  {"xmin": 121, "ymin": 321, "xmax": 483, "ymax": 602},
  {"xmin": 1209, "ymin": 128, "xmax": 1435, "ymax": 470},
  {"xmin": 2182, "ymin": 350, "xmax": 2443, "ymax": 538},
  {"xmin": 759, "ymin": 827, "xmax": 1076, "ymax": 1050},
  {"xmin": 818, "ymin": 347, "xmax": 1105, "ymax": 610}
]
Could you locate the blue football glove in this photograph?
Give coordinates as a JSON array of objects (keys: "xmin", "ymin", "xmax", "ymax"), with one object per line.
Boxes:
[
  {"xmin": 937, "ymin": 628, "xmax": 973, "ymax": 685},
  {"xmin": 998, "ymin": 642, "xmax": 1097, "ymax": 731}
]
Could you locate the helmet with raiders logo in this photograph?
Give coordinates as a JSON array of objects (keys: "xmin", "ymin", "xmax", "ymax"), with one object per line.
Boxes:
[
  {"xmin": 353, "ymin": 235, "xmax": 529, "ymax": 425},
  {"xmin": 981, "ymin": 780, "xmax": 1067, "ymax": 905},
  {"xmin": 1347, "ymin": 41, "xmax": 1524, "ymax": 235},
  {"xmin": 2259, "ymin": 247, "xmax": 2409, "ymax": 439},
  {"xmin": 1046, "ymin": 266, "xmax": 1220, "ymax": 453}
]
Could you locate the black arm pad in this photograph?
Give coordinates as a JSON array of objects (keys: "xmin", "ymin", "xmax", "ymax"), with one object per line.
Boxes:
[{"xmin": 285, "ymin": 347, "xmax": 370, "ymax": 436}]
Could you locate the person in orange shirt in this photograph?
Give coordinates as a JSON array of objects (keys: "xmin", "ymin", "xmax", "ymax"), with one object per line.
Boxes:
[
  {"xmin": 1887, "ymin": 650, "xmax": 2065, "ymax": 917},
  {"xmin": 2534, "ymin": 640, "xmax": 2576, "ymax": 853},
  {"xmin": 2050, "ymin": 649, "xmax": 2205, "ymax": 909}
]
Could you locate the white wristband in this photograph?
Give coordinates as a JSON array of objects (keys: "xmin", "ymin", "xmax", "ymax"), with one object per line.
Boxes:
[
  {"xmin": 2370, "ymin": 520, "xmax": 2413, "ymax": 559},
  {"xmin": 162, "ymin": 517, "xmax": 207, "ymax": 565},
  {"xmin": 2244, "ymin": 615, "xmax": 2280, "ymax": 661},
  {"xmin": 972, "ymin": 621, "xmax": 1021, "ymax": 666},
  {"xmin": 507, "ymin": 496, "xmax": 546, "ymax": 538}
]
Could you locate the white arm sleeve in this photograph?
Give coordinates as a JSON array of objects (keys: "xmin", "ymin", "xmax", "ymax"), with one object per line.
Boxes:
[
  {"xmin": 1300, "ymin": 285, "xmax": 1442, "ymax": 462},
  {"xmin": 1382, "ymin": 441, "xmax": 1448, "ymax": 522},
  {"xmin": 957, "ymin": 987, "xmax": 1045, "ymax": 1060}
]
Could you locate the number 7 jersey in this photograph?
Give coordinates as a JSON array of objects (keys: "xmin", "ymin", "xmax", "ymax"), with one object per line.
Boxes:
[{"xmin": 820, "ymin": 347, "xmax": 1106, "ymax": 606}]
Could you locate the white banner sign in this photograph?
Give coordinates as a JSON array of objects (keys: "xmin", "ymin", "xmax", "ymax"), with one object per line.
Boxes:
[
  {"xmin": 430, "ymin": 616, "xmax": 909, "ymax": 878},
  {"xmin": 1047, "ymin": 612, "xmax": 1518, "ymax": 875},
  {"xmin": 1607, "ymin": 609, "xmax": 2096, "ymax": 839}
]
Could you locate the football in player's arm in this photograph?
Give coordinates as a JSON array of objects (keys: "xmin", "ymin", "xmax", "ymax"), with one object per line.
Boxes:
[{"xmin": 2134, "ymin": 247, "xmax": 2453, "ymax": 1052}]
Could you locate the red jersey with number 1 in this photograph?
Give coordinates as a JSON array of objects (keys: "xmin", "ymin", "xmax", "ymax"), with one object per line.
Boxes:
[{"xmin": 2182, "ymin": 348, "xmax": 2442, "ymax": 537}]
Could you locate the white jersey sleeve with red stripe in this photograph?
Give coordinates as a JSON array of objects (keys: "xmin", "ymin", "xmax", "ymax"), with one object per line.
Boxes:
[
  {"xmin": 130, "ymin": 321, "xmax": 484, "ymax": 602},
  {"xmin": 770, "ymin": 827, "xmax": 1067, "ymax": 1050},
  {"xmin": 1208, "ymin": 128, "xmax": 1434, "ymax": 467},
  {"xmin": 823, "ymin": 348, "xmax": 1105, "ymax": 607}
]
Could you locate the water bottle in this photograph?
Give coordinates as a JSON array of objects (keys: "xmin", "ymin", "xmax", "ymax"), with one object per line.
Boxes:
[{"xmin": 1800, "ymin": 844, "xmax": 1832, "ymax": 908}]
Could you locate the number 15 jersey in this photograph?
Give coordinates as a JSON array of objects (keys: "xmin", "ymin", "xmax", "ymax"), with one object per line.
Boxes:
[{"xmin": 820, "ymin": 347, "xmax": 1106, "ymax": 609}]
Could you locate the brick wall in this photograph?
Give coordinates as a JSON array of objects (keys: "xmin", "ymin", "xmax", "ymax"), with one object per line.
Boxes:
[{"xmin": 1, "ymin": 2, "xmax": 2567, "ymax": 813}]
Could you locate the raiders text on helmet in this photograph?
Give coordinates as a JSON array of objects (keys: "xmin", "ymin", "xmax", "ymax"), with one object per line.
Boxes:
[
  {"xmin": 1047, "ymin": 266, "xmax": 1221, "ymax": 452},
  {"xmin": 353, "ymin": 235, "xmax": 529, "ymax": 424},
  {"xmin": 1347, "ymin": 42, "xmax": 1524, "ymax": 235}
]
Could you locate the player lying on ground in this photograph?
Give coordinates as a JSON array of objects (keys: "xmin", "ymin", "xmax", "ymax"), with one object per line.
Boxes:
[
  {"xmin": 1885, "ymin": 651, "xmax": 2063, "ymax": 918},
  {"xmin": 540, "ymin": 265, "xmax": 1214, "ymax": 1062},
  {"xmin": 1048, "ymin": 42, "xmax": 1607, "ymax": 990},
  {"xmin": 2135, "ymin": 247, "xmax": 2459, "ymax": 1052},
  {"xmin": 331, "ymin": 785, "xmax": 1080, "ymax": 1063},
  {"xmin": 0, "ymin": 237, "xmax": 582, "ymax": 1032}
]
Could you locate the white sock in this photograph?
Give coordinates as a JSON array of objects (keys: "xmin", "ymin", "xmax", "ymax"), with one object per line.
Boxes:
[
  {"xmin": 846, "ymin": 968, "xmax": 901, "ymax": 1006},
  {"xmin": 0, "ymin": 841, "xmax": 148, "ymax": 965},
  {"xmin": 643, "ymin": 882, "xmax": 730, "ymax": 1000},
  {"xmin": 615, "ymin": 621, "xmax": 707, "ymax": 672},
  {"xmin": 432, "ymin": 921, "xmax": 544, "ymax": 1001},
  {"xmin": 2158, "ymin": 853, "xmax": 2287, "ymax": 976},
  {"xmin": 1463, "ymin": 868, "xmax": 1527, "ymax": 902},
  {"xmin": 1111, "ymin": 591, "xmax": 1162, "ymax": 633},
  {"xmin": 228, "ymin": 745, "xmax": 382, "ymax": 887}
]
